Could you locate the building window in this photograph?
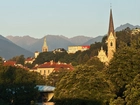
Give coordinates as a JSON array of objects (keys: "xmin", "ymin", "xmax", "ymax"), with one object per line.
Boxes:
[
  {"xmin": 40, "ymin": 70, "xmax": 42, "ymax": 74},
  {"xmin": 110, "ymin": 42, "xmax": 113, "ymax": 46},
  {"xmin": 44, "ymin": 70, "xmax": 46, "ymax": 75},
  {"xmin": 48, "ymin": 70, "xmax": 50, "ymax": 74}
]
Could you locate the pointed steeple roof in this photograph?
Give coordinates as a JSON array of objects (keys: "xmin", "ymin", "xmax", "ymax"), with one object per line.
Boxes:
[
  {"xmin": 43, "ymin": 36, "xmax": 47, "ymax": 47},
  {"xmin": 108, "ymin": 8, "xmax": 114, "ymax": 35},
  {"xmin": 42, "ymin": 36, "xmax": 48, "ymax": 52}
]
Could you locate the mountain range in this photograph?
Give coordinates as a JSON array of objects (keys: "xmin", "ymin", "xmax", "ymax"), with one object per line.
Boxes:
[
  {"xmin": 0, "ymin": 23, "xmax": 139, "ymax": 60},
  {"xmin": 0, "ymin": 35, "xmax": 33, "ymax": 60}
]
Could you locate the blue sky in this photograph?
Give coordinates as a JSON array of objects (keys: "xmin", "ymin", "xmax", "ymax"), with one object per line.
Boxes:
[{"xmin": 0, "ymin": 0, "xmax": 139, "ymax": 38}]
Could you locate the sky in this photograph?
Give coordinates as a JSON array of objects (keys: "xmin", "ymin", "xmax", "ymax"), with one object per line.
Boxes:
[{"xmin": 0, "ymin": 0, "xmax": 139, "ymax": 38}]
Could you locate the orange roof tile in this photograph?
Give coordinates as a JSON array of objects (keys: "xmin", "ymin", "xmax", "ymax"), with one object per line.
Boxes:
[
  {"xmin": 3, "ymin": 61, "xmax": 16, "ymax": 66},
  {"xmin": 25, "ymin": 58, "xmax": 34, "ymax": 61},
  {"xmin": 36, "ymin": 62, "xmax": 74, "ymax": 71}
]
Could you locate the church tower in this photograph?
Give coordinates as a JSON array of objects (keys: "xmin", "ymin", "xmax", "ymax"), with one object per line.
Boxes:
[
  {"xmin": 42, "ymin": 36, "xmax": 48, "ymax": 52},
  {"xmin": 106, "ymin": 8, "xmax": 116, "ymax": 61}
]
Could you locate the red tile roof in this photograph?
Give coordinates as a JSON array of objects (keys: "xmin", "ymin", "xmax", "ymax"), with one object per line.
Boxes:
[
  {"xmin": 34, "ymin": 61, "xmax": 74, "ymax": 71},
  {"xmin": 25, "ymin": 57, "xmax": 34, "ymax": 61},
  {"xmin": 3, "ymin": 61, "xmax": 16, "ymax": 66}
]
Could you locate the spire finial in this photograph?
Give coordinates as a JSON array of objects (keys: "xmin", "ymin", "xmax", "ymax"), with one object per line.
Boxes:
[
  {"xmin": 42, "ymin": 36, "xmax": 48, "ymax": 52},
  {"xmin": 108, "ymin": 4, "xmax": 114, "ymax": 36},
  {"xmin": 110, "ymin": 0, "xmax": 112, "ymax": 9},
  {"xmin": 110, "ymin": 3, "xmax": 112, "ymax": 9},
  {"xmin": 101, "ymin": 46, "xmax": 103, "ymax": 50}
]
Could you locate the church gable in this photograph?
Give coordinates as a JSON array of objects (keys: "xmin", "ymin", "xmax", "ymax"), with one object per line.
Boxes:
[{"xmin": 97, "ymin": 47, "xmax": 108, "ymax": 63}]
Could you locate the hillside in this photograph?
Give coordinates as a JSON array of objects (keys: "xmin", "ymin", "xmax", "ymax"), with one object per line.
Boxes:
[{"xmin": 0, "ymin": 35, "xmax": 33, "ymax": 60}]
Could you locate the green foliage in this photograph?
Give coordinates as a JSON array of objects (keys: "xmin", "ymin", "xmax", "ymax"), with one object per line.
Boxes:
[
  {"xmin": 55, "ymin": 99, "xmax": 102, "ymax": 105},
  {"xmin": 82, "ymin": 54, "xmax": 89, "ymax": 63},
  {"xmin": 116, "ymin": 27, "xmax": 131, "ymax": 47},
  {"xmin": 34, "ymin": 51, "xmax": 68, "ymax": 64},
  {"xmin": 32, "ymin": 28, "xmax": 140, "ymax": 67},
  {"xmin": 10, "ymin": 55, "xmax": 25, "ymax": 65},
  {"xmin": 54, "ymin": 65, "xmax": 115, "ymax": 104},
  {"xmin": 106, "ymin": 40, "xmax": 140, "ymax": 96},
  {"xmin": 124, "ymin": 74, "xmax": 140, "ymax": 105},
  {"xmin": 89, "ymin": 42, "xmax": 102, "ymax": 57},
  {"xmin": 0, "ymin": 66, "xmax": 46, "ymax": 105},
  {"xmin": 86, "ymin": 57, "xmax": 105, "ymax": 70},
  {"xmin": 110, "ymin": 97, "xmax": 125, "ymax": 105},
  {"xmin": 46, "ymin": 69, "xmax": 69, "ymax": 87},
  {"xmin": 0, "ymin": 56, "xmax": 3, "ymax": 65},
  {"xmin": 16, "ymin": 55, "xmax": 25, "ymax": 65},
  {"xmin": 24, "ymin": 63, "xmax": 34, "ymax": 69}
]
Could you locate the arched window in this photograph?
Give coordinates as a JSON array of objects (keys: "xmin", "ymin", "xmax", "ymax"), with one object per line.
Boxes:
[{"xmin": 110, "ymin": 42, "xmax": 113, "ymax": 46}]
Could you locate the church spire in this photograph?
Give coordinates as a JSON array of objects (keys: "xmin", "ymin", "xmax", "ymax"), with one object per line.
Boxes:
[
  {"xmin": 42, "ymin": 36, "xmax": 48, "ymax": 52},
  {"xmin": 108, "ymin": 8, "xmax": 114, "ymax": 36},
  {"xmin": 43, "ymin": 36, "xmax": 47, "ymax": 47},
  {"xmin": 107, "ymin": 7, "xmax": 116, "ymax": 61}
]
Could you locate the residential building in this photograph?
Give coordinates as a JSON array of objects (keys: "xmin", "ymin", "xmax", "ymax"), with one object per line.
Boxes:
[
  {"xmin": 24, "ymin": 57, "xmax": 35, "ymax": 64},
  {"xmin": 30, "ymin": 60, "xmax": 74, "ymax": 78}
]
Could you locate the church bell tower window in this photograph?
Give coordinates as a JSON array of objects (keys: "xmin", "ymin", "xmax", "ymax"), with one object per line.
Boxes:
[{"xmin": 110, "ymin": 42, "xmax": 113, "ymax": 46}]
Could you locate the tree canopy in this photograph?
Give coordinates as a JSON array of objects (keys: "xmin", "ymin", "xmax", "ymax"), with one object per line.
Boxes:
[
  {"xmin": 0, "ymin": 66, "xmax": 46, "ymax": 105},
  {"xmin": 53, "ymin": 29, "xmax": 140, "ymax": 105},
  {"xmin": 54, "ymin": 63, "xmax": 114, "ymax": 105}
]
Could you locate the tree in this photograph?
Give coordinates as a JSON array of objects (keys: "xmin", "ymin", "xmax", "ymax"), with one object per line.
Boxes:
[
  {"xmin": 10, "ymin": 55, "xmax": 25, "ymax": 65},
  {"xmin": 106, "ymin": 39, "xmax": 140, "ymax": 99},
  {"xmin": 0, "ymin": 66, "xmax": 46, "ymax": 105},
  {"xmin": 46, "ymin": 69, "xmax": 71, "ymax": 87},
  {"xmin": 82, "ymin": 54, "xmax": 89, "ymax": 63},
  {"xmin": 54, "ymin": 65, "xmax": 115, "ymax": 105},
  {"xmin": 86, "ymin": 57, "xmax": 105, "ymax": 71},
  {"xmin": 0, "ymin": 56, "xmax": 3, "ymax": 65},
  {"xmin": 110, "ymin": 97, "xmax": 125, "ymax": 105},
  {"xmin": 124, "ymin": 74, "xmax": 140, "ymax": 105},
  {"xmin": 16, "ymin": 55, "xmax": 25, "ymax": 65}
]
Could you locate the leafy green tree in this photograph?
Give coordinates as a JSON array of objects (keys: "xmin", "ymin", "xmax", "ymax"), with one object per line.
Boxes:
[
  {"xmin": 10, "ymin": 55, "xmax": 25, "ymax": 65},
  {"xmin": 110, "ymin": 97, "xmax": 125, "ymax": 105},
  {"xmin": 16, "ymin": 55, "xmax": 25, "ymax": 65},
  {"xmin": 0, "ymin": 66, "xmax": 46, "ymax": 105},
  {"xmin": 89, "ymin": 42, "xmax": 102, "ymax": 56},
  {"xmin": 54, "ymin": 65, "xmax": 115, "ymax": 105},
  {"xmin": 86, "ymin": 57, "xmax": 105, "ymax": 70},
  {"xmin": 46, "ymin": 69, "xmax": 71, "ymax": 87},
  {"xmin": 24, "ymin": 63, "xmax": 34, "ymax": 69},
  {"xmin": 0, "ymin": 56, "xmax": 3, "ymax": 65},
  {"xmin": 106, "ymin": 39, "xmax": 140, "ymax": 99},
  {"xmin": 82, "ymin": 54, "xmax": 89, "ymax": 63},
  {"xmin": 124, "ymin": 74, "xmax": 140, "ymax": 105}
]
